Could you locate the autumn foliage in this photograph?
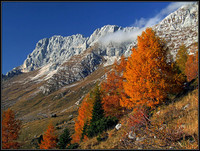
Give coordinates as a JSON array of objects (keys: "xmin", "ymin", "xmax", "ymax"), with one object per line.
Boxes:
[
  {"xmin": 185, "ymin": 50, "xmax": 198, "ymax": 82},
  {"xmin": 176, "ymin": 44, "xmax": 188, "ymax": 74},
  {"xmin": 101, "ymin": 55, "xmax": 127, "ymax": 118},
  {"xmin": 2, "ymin": 108, "xmax": 21, "ymax": 149},
  {"xmin": 121, "ymin": 28, "xmax": 184, "ymax": 110},
  {"xmin": 39, "ymin": 123, "xmax": 57, "ymax": 149},
  {"xmin": 71, "ymin": 93, "xmax": 95, "ymax": 143}
]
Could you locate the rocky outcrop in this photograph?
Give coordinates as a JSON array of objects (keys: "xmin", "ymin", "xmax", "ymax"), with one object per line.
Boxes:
[
  {"xmin": 22, "ymin": 34, "xmax": 88, "ymax": 72},
  {"xmin": 40, "ymin": 45, "xmax": 103, "ymax": 94},
  {"xmin": 2, "ymin": 66, "xmax": 22, "ymax": 80}
]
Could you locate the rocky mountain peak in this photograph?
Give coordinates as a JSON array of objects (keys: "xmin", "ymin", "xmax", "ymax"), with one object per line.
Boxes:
[
  {"xmin": 3, "ymin": 3, "xmax": 198, "ymax": 85},
  {"xmin": 153, "ymin": 2, "xmax": 198, "ymax": 60},
  {"xmin": 87, "ymin": 25, "xmax": 122, "ymax": 46},
  {"xmin": 21, "ymin": 33, "xmax": 88, "ymax": 73},
  {"xmin": 19, "ymin": 24, "xmax": 138, "ymax": 75}
]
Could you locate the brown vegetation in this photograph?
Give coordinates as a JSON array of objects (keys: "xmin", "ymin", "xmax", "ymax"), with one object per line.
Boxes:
[{"xmin": 2, "ymin": 108, "xmax": 22, "ymax": 149}]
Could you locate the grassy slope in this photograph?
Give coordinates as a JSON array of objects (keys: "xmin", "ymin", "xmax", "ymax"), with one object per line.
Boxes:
[
  {"xmin": 2, "ymin": 63, "xmax": 112, "ymax": 149},
  {"xmin": 79, "ymin": 81, "xmax": 198, "ymax": 149}
]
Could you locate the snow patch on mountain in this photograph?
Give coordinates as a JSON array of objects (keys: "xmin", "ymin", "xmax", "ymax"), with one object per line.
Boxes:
[
  {"xmin": 103, "ymin": 56, "xmax": 120, "ymax": 67},
  {"xmin": 30, "ymin": 64, "xmax": 51, "ymax": 81}
]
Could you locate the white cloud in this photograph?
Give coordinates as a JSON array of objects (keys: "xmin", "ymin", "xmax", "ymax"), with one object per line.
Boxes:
[
  {"xmin": 135, "ymin": 2, "xmax": 195, "ymax": 28},
  {"xmin": 160, "ymin": 2, "xmax": 193, "ymax": 16},
  {"xmin": 133, "ymin": 17, "xmax": 147, "ymax": 28},
  {"xmin": 98, "ymin": 29, "xmax": 141, "ymax": 46},
  {"xmin": 99, "ymin": 2, "xmax": 195, "ymax": 46}
]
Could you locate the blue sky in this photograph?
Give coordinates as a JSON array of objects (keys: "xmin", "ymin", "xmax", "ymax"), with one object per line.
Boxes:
[{"xmin": 2, "ymin": 2, "xmax": 191, "ymax": 74}]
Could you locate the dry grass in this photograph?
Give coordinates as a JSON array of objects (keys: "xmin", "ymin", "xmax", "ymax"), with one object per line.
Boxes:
[
  {"xmin": 152, "ymin": 88, "xmax": 198, "ymax": 136},
  {"xmin": 78, "ymin": 87, "xmax": 198, "ymax": 149},
  {"xmin": 17, "ymin": 111, "xmax": 77, "ymax": 149},
  {"xmin": 150, "ymin": 88, "xmax": 198, "ymax": 149},
  {"xmin": 2, "ymin": 62, "xmax": 112, "ymax": 149},
  {"xmin": 79, "ymin": 122, "xmax": 126, "ymax": 149}
]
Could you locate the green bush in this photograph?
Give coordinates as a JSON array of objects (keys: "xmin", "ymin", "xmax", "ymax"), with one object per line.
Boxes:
[
  {"xmin": 87, "ymin": 116, "xmax": 118, "ymax": 138},
  {"xmin": 96, "ymin": 135, "xmax": 102, "ymax": 142},
  {"xmin": 57, "ymin": 128, "xmax": 72, "ymax": 149},
  {"xmin": 66, "ymin": 143, "xmax": 79, "ymax": 149}
]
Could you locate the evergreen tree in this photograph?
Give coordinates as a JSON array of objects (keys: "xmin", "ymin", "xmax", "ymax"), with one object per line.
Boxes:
[
  {"xmin": 57, "ymin": 127, "xmax": 72, "ymax": 149},
  {"xmin": 86, "ymin": 85, "xmax": 105, "ymax": 137},
  {"xmin": 90, "ymin": 85, "xmax": 105, "ymax": 124},
  {"xmin": 81, "ymin": 120, "xmax": 89, "ymax": 142}
]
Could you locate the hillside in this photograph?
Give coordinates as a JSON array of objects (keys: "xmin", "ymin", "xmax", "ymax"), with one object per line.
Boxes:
[
  {"xmin": 1, "ymin": 2, "xmax": 198, "ymax": 149},
  {"xmin": 79, "ymin": 84, "xmax": 198, "ymax": 149}
]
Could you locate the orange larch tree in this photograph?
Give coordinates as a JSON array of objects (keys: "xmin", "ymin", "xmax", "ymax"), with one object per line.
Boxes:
[
  {"xmin": 185, "ymin": 50, "xmax": 198, "ymax": 82},
  {"xmin": 101, "ymin": 55, "xmax": 127, "ymax": 118},
  {"xmin": 39, "ymin": 123, "xmax": 57, "ymax": 149},
  {"xmin": 121, "ymin": 28, "xmax": 184, "ymax": 110},
  {"xmin": 71, "ymin": 93, "xmax": 94, "ymax": 143},
  {"xmin": 2, "ymin": 108, "xmax": 21, "ymax": 149}
]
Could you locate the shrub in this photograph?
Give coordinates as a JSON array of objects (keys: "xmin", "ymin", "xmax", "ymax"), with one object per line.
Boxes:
[
  {"xmin": 57, "ymin": 127, "xmax": 72, "ymax": 149},
  {"xmin": 66, "ymin": 143, "xmax": 79, "ymax": 149},
  {"xmin": 127, "ymin": 108, "xmax": 150, "ymax": 132},
  {"xmin": 87, "ymin": 116, "xmax": 118, "ymax": 138},
  {"xmin": 96, "ymin": 135, "xmax": 102, "ymax": 142}
]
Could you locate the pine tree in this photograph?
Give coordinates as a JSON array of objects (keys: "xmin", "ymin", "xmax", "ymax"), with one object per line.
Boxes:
[
  {"xmin": 90, "ymin": 85, "xmax": 104, "ymax": 123},
  {"xmin": 86, "ymin": 85, "xmax": 108, "ymax": 137},
  {"xmin": 39, "ymin": 123, "xmax": 57, "ymax": 149},
  {"xmin": 81, "ymin": 120, "xmax": 89, "ymax": 142},
  {"xmin": 2, "ymin": 108, "xmax": 21, "ymax": 149},
  {"xmin": 58, "ymin": 127, "xmax": 72, "ymax": 149}
]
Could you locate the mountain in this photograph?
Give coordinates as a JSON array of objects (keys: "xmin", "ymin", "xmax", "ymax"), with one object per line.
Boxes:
[
  {"xmin": 153, "ymin": 2, "xmax": 198, "ymax": 59},
  {"xmin": 2, "ymin": 1, "xmax": 198, "ymax": 105},
  {"xmin": 4, "ymin": 3, "xmax": 198, "ymax": 81},
  {"xmin": 1, "ymin": 2, "xmax": 198, "ymax": 149}
]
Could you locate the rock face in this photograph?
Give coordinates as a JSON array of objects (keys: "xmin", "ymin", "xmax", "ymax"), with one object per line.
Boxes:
[
  {"xmin": 40, "ymin": 45, "xmax": 103, "ymax": 94},
  {"xmin": 153, "ymin": 2, "xmax": 198, "ymax": 59},
  {"xmin": 21, "ymin": 25, "xmax": 138, "ymax": 74},
  {"xmin": 4, "ymin": 2, "xmax": 198, "ymax": 94},
  {"xmin": 22, "ymin": 34, "xmax": 88, "ymax": 72},
  {"xmin": 2, "ymin": 66, "xmax": 22, "ymax": 80}
]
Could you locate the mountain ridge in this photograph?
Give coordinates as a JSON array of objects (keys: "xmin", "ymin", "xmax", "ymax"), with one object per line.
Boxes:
[{"xmin": 3, "ymin": 2, "xmax": 198, "ymax": 93}]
